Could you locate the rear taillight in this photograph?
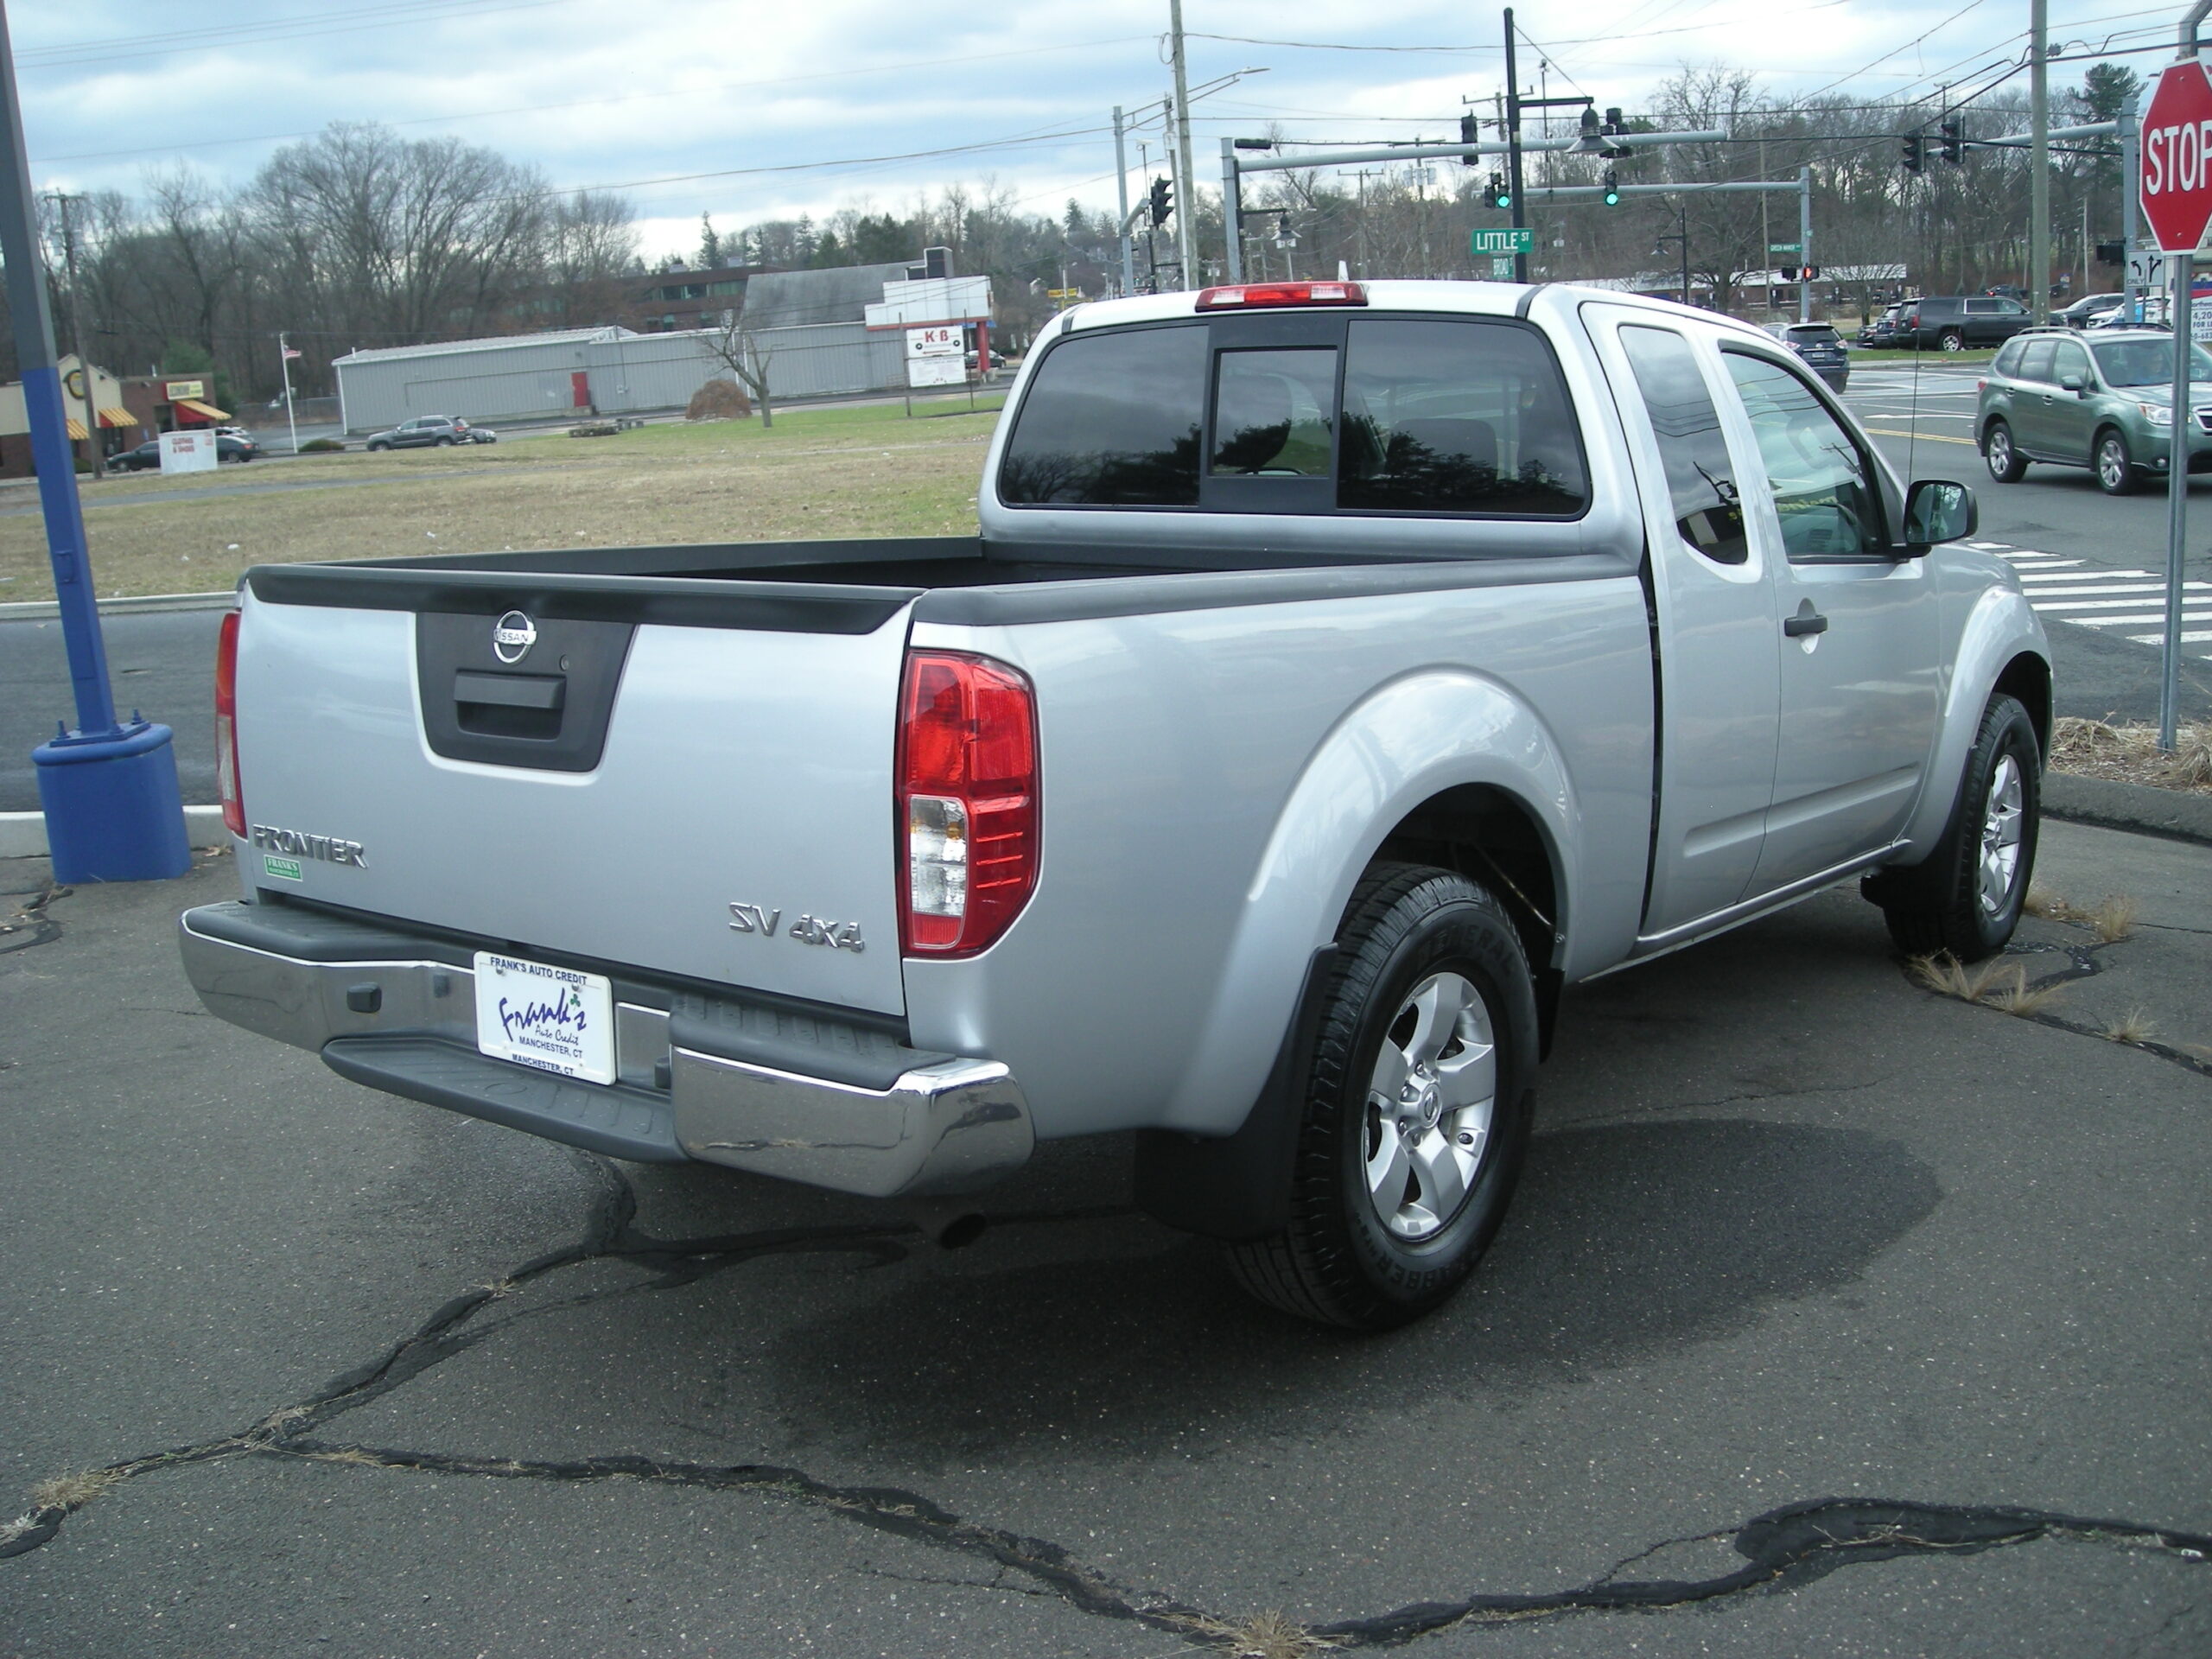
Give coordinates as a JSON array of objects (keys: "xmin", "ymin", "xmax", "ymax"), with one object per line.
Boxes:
[
  {"xmin": 897, "ymin": 651, "xmax": 1039, "ymax": 957},
  {"xmin": 1195, "ymin": 280, "xmax": 1367, "ymax": 310},
  {"xmin": 215, "ymin": 608, "xmax": 245, "ymax": 837}
]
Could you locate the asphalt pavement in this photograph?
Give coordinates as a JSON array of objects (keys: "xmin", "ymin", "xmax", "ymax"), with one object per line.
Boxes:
[{"xmin": 2, "ymin": 817, "xmax": 2206, "ymax": 1656}]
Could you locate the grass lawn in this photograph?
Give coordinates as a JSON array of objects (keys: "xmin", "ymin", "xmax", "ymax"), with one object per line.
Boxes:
[{"xmin": 1, "ymin": 397, "xmax": 1007, "ymax": 603}]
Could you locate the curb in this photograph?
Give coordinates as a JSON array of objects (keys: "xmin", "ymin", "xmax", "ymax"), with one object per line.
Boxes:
[
  {"xmin": 2043, "ymin": 771, "xmax": 2212, "ymax": 848},
  {"xmin": 0, "ymin": 590, "xmax": 235, "ymax": 621},
  {"xmin": 0, "ymin": 806, "xmax": 228, "ymax": 861}
]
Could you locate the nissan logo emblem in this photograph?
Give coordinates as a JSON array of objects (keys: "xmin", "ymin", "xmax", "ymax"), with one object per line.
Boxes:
[{"xmin": 492, "ymin": 610, "xmax": 537, "ymax": 664}]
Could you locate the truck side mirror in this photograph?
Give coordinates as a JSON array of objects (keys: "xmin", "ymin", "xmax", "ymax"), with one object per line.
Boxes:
[{"xmin": 1901, "ymin": 478, "xmax": 1976, "ymax": 554}]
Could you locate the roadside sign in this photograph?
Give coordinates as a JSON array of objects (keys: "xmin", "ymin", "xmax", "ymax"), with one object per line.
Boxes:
[
  {"xmin": 2139, "ymin": 60, "xmax": 2212, "ymax": 252},
  {"xmin": 1768, "ymin": 242, "xmax": 1801, "ymax": 253},
  {"xmin": 1470, "ymin": 228, "xmax": 1535, "ymax": 255},
  {"xmin": 1489, "ymin": 255, "xmax": 1515, "ymax": 278}
]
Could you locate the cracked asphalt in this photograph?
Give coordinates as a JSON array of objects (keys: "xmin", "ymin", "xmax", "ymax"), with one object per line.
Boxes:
[{"xmin": 1, "ymin": 818, "xmax": 2207, "ymax": 1657}]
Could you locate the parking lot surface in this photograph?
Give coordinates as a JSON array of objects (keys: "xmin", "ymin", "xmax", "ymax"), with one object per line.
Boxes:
[{"xmin": 2, "ymin": 819, "xmax": 2208, "ymax": 1656}]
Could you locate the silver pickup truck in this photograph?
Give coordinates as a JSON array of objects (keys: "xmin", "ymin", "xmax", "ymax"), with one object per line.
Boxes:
[{"xmin": 180, "ymin": 280, "xmax": 2050, "ymax": 1330}]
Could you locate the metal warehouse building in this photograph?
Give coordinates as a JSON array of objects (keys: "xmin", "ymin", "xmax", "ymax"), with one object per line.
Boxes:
[{"xmin": 334, "ymin": 289, "xmax": 912, "ymax": 434}]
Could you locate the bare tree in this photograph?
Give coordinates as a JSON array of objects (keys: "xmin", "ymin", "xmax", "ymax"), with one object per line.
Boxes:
[{"xmin": 700, "ymin": 311, "xmax": 779, "ymax": 428}]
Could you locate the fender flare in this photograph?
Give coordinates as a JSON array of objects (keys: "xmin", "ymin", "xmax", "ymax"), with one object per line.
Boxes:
[
  {"xmin": 1894, "ymin": 586, "xmax": 2050, "ymax": 862},
  {"xmin": 1159, "ymin": 668, "xmax": 1573, "ymax": 1139}
]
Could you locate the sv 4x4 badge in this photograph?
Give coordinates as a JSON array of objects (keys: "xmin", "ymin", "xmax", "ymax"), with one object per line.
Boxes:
[{"xmin": 728, "ymin": 902, "xmax": 864, "ymax": 953}]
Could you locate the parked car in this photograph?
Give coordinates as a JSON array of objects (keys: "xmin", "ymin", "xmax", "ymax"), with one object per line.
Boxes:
[
  {"xmin": 116, "ymin": 432, "xmax": 260, "ymax": 469},
  {"xmin": 182, "ymin": 279, "xmax": 2044, "ymax": 1332},
  {"xmin": 1896, "ymin": 295, "xmax": 2033, "ymax": 352},
  {"xmin": 1859, "ymin": 303, "xmax": 1907, "ymax": 347},
  {"xmin": 2056, "ymin": 292, "xmax": 2126, "ymax": 330},
  {"xmin": 1763, "ymin": 321, "xmax": 1850, "ymax": 390},
  {"xmin": 1977, "ymin": 325, "xmax": 2212, "ymax": 495},
  {"xmin": 964, "ymin": 349, "xmax": 1007, "ymax": 373},
  {"xmin": 463, "ymin": 425, "xmax": 498, "ymax": 444},
  {"xmin": 364, "ymin": 415, "xmax": 474, "ymax": 451}
]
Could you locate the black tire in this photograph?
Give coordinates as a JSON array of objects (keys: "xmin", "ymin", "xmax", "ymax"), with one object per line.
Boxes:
[
  {"xmin": 366, "ymin": 441, "xmax": 387, "ymax": 452},
  {"xmin": 1983, "ymin": 420, "xmax": 2028, "ymax": 483},
  {"xmin": 435, "ymin": 435, "xmax": 454, "ymax": 447},
  {"xmin": 2094, "ymin": 429, "xmax": 2139, "ymax": 496},
  {"xmin": 1224, "ymin": 863, "xmax": 1536, "ymax": 1330},
  {"xmin": 1862, "ymin": 693, "xmax": 2040, "ymax": 962},
  {"xmin": 1939, "ymin": 329, "xmax": 1966, "ymax": 353}
]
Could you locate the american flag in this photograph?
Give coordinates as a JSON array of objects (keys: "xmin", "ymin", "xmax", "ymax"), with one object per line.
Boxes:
[{"xmin": 282, "ymin": 346, "xmax": 302, "ymax": 360}]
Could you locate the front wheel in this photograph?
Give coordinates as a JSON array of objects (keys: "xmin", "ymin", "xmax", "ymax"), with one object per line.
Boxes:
[
  {"xmin": 365, "ymin": 441, "xmax": 388, "ymax": 452},
  {"xmin": 1224, "ymin": 864, "xmax": 1536, "ymax": 1330},
  {"xmin": 1983, "ymin": 421, "xmax": 2028, "ymax": 483},
  {"xmin": 2094, "ymin": 429, "xmax": 2139, "ymax": 496},
  {"xmin": 1863, "ymin": 693, "xmax": 2040, "ymax": 962}
]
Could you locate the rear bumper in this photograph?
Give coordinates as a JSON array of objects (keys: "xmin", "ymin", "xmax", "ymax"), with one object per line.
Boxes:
[{"xmin": 178, "ymin": 901, "xmax": 1032, "ymax": 1197}]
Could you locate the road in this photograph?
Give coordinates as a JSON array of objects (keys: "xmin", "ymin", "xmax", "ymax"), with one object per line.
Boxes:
[
  {"xmin": 3, "ymin": 819, "xmax": 2206, "ymax": 1655},
  {"xmin": 1, "ymin": 356, "xmax": 2208, "ymax": 813}
]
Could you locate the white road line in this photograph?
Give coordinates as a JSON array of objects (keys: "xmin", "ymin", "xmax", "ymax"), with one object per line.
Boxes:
[
  {"xmin": 2026, "ymin": 585, "xmax": 2191, "ymax": 600},
  {"xmin": 2046, "ymin": 613, "xmax": 2212, "ymax": 626},
  {"xmin": 2016, "ymin": 569, "xmax": 2158, "ymax": 583},
  {"xmin": 2128, "ymin": 630, "xmax": 2212, "ymax": 645}
]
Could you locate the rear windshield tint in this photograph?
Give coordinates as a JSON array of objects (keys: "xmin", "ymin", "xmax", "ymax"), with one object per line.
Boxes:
[{"xmin": 998, "ymin": 325, "xmax": 1206, "ymax": 506}]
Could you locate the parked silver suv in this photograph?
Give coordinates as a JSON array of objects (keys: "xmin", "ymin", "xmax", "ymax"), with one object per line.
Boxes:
[{"xmin": 364, "ymin": 415, "xmax": 474, "ymax": 451}]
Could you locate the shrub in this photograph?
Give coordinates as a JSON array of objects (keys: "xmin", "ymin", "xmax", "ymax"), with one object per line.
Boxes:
[{"xmin": 298, "ymin": 436, "xmax": 346, "ymax": 453}]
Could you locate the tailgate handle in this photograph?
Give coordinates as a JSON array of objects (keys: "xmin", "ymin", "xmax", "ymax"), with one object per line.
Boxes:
[{"xmin": 454, "ymin": 671, "xmax": 565, "ymax": 711}]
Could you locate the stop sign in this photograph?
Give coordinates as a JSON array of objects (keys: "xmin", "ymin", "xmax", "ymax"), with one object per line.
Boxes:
[{"xmin": 2141, "ymin": 60, "xmax": 2212, "ymax": 252}]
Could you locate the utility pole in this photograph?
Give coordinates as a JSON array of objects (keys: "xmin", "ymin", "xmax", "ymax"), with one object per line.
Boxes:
[
  {"xmin": 1503, "ymin": 8, "xmax": 1528, "ymax": 282},
  {"xmin": 1114, "ymin": 105, "xmax": 1135, "ymax": 296},
  {"xmin": 1168, "ymin": 0, "xmax": 1198, "ymax": 290},
  {"xmin": 2121, "ymin": 91, "xmax": 2140, "ymax": 320},
  {"xmin": 277, "ymin": 331, "xmax": 299, "ymax": 456},
  {"xmin": 43, "ymin": 189, "xmax": 101, "ymax": 478},
  {"xmin": 2030, "ymin": 0, "xmax": 2050, "ymax": 323},
  {"xmin": 1800, "ymin": 166, "xmax": 1814, "ymax": 325}
]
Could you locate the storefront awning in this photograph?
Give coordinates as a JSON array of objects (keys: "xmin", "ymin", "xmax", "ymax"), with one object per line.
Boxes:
[
  {"xmin": 172, "ymin": 397, "xmax": 231, "ymax": 422},
  {"xmin": 66, "ymin": 416, "xmax": 87, "ymax": 442},
  {"xmin": 99, "ymin": 406, "xmax": 137, "ymax": 428}
]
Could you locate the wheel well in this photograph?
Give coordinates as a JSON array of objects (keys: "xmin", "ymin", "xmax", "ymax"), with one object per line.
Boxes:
[
  {"xmin": 1372, "ymin": 785, "xmax": 1563, "ymax": 1049},
  {"xmin": 1993, "ymin": 652, "xmax": 2051, "ymax": 761}
]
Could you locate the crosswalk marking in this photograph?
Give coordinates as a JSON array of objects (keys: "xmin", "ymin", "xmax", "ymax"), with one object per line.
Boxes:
[{"xmin": 1981, "ymin": 543, "xmax": 2212, "ymax": 662}]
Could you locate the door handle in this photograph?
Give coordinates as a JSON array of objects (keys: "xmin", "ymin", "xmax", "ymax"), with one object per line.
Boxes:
[{"xmin": 1783, "ymin": 611, "xmax": 1828, "ymax": 638}]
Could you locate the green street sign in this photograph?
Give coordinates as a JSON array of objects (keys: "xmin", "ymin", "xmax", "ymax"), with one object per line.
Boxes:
[
  {"xmin": 1471, "ymin": 227, "xmax": 1535, "ymax": 255},
  {"xmin": 1489, "ymin": 255, "xmax": 1516, "ymax": 278},
  {"xmin": 1768, "ymin": 242, "xmax": 1801, "ymax": 253}
]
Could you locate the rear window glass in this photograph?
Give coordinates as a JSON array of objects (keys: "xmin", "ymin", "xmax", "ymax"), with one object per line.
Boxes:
[
  {"xmin": 1338, "ymin": 319, "xmax": 1586, "ymax": 515},
  {"xmin": 1618, "ymin": 324, "xmax": 1746, "ymax": 565},
  {"xmin": 1786, "ymin": 326, "xmax": 1840, "ymax": 345},
  {"xmin": 998, "ymin": 325, "xmax": 1206, "ymax": 506},
  {"xmin": 1212, "ymin": 348, "xmax": 1337, "ymax": 476}
]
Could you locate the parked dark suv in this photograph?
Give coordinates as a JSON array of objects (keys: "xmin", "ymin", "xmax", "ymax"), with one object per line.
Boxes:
[
  {"xmin": 363, "ymin": 415, "xmax": 474, "ymax": 451},
  {"xmin": 1897, "ymin": 295, "xmax": 2032, "ymax": 352}
]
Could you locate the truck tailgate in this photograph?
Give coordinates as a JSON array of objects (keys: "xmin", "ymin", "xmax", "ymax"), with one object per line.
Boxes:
[{"xmin": 232, "ymin": 570, "xmax": 918, "ymax": 1017}]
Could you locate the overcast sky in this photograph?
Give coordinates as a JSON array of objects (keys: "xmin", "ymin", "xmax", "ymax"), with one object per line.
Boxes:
[{"xmin": 14, "ymin": 0, "xmax": 2164, "ymax": 259}]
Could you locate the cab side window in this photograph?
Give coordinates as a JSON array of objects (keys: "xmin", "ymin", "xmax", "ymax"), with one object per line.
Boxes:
[
  {"xmin": 2049, "ymin": 339, "xmax": 2091, "ymax": 387},
  {"xmin": 1723, "ymin": 352, "xmax": 1888, "ymax": 562},
  {"xmin": 1619, "ymin": 324, "xmax": 1746, "ymax": 564}
]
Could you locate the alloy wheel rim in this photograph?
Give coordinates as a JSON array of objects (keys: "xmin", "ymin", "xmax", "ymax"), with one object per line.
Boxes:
[
  {"xmin": 1978, "ymin": 753, "xmax": 2025, "ymax": 916},
  {"xmin": 1988, "ymin": 430, "xmax": 2011, "ymax": 475},
  {"xmin": 1362, "ymin": 971, "xmax": 1497, "ymax": 1242},
  {"xmin": 2099, "ymin": 441, "xmax": 2125, "ymax": 490}
]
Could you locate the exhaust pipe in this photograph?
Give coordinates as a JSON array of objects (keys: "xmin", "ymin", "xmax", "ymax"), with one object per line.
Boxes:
[{"xmin": 906, "ymin": 1201, "xmax": 989, "ymax": 1249}]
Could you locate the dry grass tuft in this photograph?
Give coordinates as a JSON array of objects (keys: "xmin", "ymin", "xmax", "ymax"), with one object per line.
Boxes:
[
  {"xmin": 2022, "ymin": 881, "xmax": 2066, "ymax": 919},
  {"xmin": 475, "ymin": 1277, "xmax": 519, "ymax": 1300},
  {"xmin": 1909, "ymin": 953, "xmax": 2065, "ymax": 1016},
  {"xmin": 2050, "ymin": 716, "xmax": 2212, "ymax": 792},
  {"xmin": 1182, "ymin": 1611, "xmax": 1341, "ymax": 1658},
  {"xmin": 0, "ymin": 1513, "xmax": 39, "ymax": 1546},
  {"xmin": 2101, "ymin": 1008, "xmax": 2158, "ymax": 1045},
  {"xmin": 2082, "ymin": 893, "xmax": 2139, "ymax": 943},
  {"xmin": 30, "ymin": 1468, "xmax": 121, "ymax": 1513}
]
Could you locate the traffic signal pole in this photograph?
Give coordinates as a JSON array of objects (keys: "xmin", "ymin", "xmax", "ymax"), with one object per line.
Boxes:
[{"xmin": 1503, "ymin": 9, "xmax": 1527, "ymax": 283}]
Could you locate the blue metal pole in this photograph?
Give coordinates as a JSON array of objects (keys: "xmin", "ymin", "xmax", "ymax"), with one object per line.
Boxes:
[
  {"xmin": 0, "ymin": 6, "xmax": 116, "ymax": 737},
  {"xmin": 0, "ymin": 0, "xmax": 188, "ymax": 881}
]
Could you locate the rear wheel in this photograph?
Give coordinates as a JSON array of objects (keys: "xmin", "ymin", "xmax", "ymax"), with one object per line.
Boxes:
[
  {"xmin": 435, "ymin": 435, "xmax": 454, "ymax": 447},
  {"xmin": 1224, "ymin": 864, "xmax": 1536, "ymax": 1330},
  {"xmin": 1983, "ymin": 421, "xmax": 2028, "ymax": 483},
  {"xmin": 1939, "ymin": 329, "xmax": 1966, "ymax": 352},
  {"xmin": 1863, "ymin": 693, "xmax": 2039, "ymax": 962}
]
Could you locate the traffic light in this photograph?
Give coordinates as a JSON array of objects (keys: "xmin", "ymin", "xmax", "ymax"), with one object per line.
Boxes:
[
  {"xmin": 1939, "ymin": 113, "xmax": 1963, "ymax": 165},
  {"xmin": 1486, "ymin": 173, "xmax": 1512, "ymax": 211},
  {"xmin": 1460, "ymin": 112, "xmax": 1481, "ymax": 164},
  {"xmin": 1780, "ymin": 266, "xmax": 1799, "ymax": 283},
  {"xmin": 1147, "ymin": 176, "xmax": 1172, "ymax": 227},
  {"xmin": 1601, "ymin": 168, "xmax": 1621, "ymax": 207},
  {"xmin": 1900, "ymin": 131, "xmax": 1925, "ymax": 175},
  {"xmin": 2096, "ymin": 239, "xmax": 2125, "ymax": 265}
]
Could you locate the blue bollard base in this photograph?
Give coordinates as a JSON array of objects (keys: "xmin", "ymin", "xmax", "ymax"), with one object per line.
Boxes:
[{"xmin": 32, "ymin": 721, "xmax": 194, "ymax": 883}]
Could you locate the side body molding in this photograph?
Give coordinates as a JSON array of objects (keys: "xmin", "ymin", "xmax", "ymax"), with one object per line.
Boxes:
[
  {"xmin": 1158, "ymin": 669, "xmax": 1576, "ymax": 1135},
  {"xmin": 1893, "ymin": 585, "xmax": 2051, "ymax": 862}
]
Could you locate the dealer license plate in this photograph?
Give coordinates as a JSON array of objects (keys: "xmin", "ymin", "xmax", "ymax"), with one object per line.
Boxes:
[{"xmin": 473, "ymin": 951, "xmax": 615, "ymax": 1084}]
